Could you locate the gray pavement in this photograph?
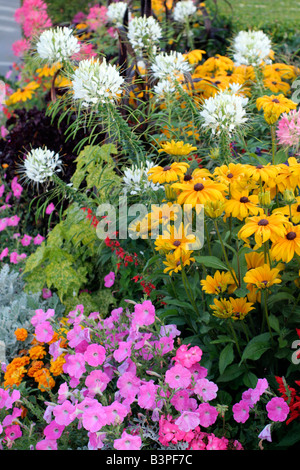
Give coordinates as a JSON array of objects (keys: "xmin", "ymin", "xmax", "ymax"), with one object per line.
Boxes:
[{"xmin": 0, "ymin": 0, "xmax": 21, "ymax": 76}]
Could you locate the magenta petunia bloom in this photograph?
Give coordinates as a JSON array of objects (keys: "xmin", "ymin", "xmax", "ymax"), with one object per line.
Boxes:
[
  {"xmin": 137, "ymin": 381, "xmax": 157, "ymax": 410},
  {"xmin": 35, "ymin": 320, "xmax": 54, "ymax": 343},
  {"xmin": 173, "ymin": 344, "xmax": 203, "ymax": 368},
  {"xmin": 7, "ymin": 215, "xmax": 20, "ymax": 226},
  {"xmin": 0, "ymin": 247, "xmax": 8, "ymax": 261},
  {"xmin": 34, "ymin": 234, "xmax": 45, "ymax": 245},
  {"xmin": 20, "ymin": 234, "xmax": 32, "ymax": 246},
  {"xmin": 43, "ymin": 420, "xmax": 65, "ymax": 440},
  {"xmin": 82, "ymin": 403, "xmax": 107, "ymax": 433},
  {"xmin": 165, "ymin": 364, "xmax": 191, "ymax": 389},
  {"xmin": 45, "ymin": 203, "xmax": 55, "ymax": 215},
  {"xmin": 133, "ymin": 300, "xmax": 156, "ymax": 326},
  {"xmin": 35, "ymin": 438, "xmax": 58, "ymax": 450},
  {"xmin": 232, "ymin": 400, "xmax": 250, "ymax": 423},
  {"xmin": 63, "ymin": 353, "xmax": 86, "ymax": 380},
  {"xmin": 266, "ymin": 397, "xmax": 290, "ymax": 422},
  {"xmin": 194, "ymin": 378, "xmax": 218, "ymax": 402},
  {"xmin": 105, "ymin": 401, "xmax": 128, "ymax": 425},
  {"xmin": 113, "ymin": 340, "xmax": 132, "ymax": 363},
  {"xmin": 4, "ymin": 424, "xmax": 22, "ymax": 441},
  {"xmin": 53, "ymin": 400, "xmax": 75, "ymax": 426},
  {"xmin": 104, "ymin": 271, "xmax": 115, "ymax": 288},
  {"xmin": 197, "ymin": 403, "xmax": 219, "ymax": 427},
  {"xmin": 175, "ymin": 411, "xmax": 200, "ymax": 433},
  {"xmin": 0, "ymin": 218, "xmax": 8, "ymax": 231},
  {"xmin": 117, "ymin": 372, "xmax": 140, "ymax": 400},
  {"xmin": 114, "ymin": 431, "xmax": 142, "ymax": 450},
  {"xmin": 84, "ymin": 343, "xmax": 106, "ymax": 367},
  {"xmin": 85, "ymin": 370, "xmax": 111, "ymax": 396},
  {"xmin": 42, "ymin": 288, "xmax": 52, "ymax": 299}
]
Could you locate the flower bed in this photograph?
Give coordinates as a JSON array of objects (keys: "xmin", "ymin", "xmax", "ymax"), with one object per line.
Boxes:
[{"xmin": 0, "ymin": 0, "xmax": 299, "ymax": 452}]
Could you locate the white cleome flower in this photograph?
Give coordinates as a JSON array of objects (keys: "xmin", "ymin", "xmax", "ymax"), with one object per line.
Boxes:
[
  {"xmin": 20, "ymin": 147, "xmax": 63, "ymax": 185},
  {"xmin": 200, "ymin": 88, "xmax": 249, "ymax": 136},
  {"xmin": 106, "ymin": 2, "xmax": 130, "ymax": 27},
  {"xmin": 153, "ymin": 79, "xmax": 176, "ymax": 99},
  {"xmin": 232, "ymin": 30, "xmax": 272, "ymax": 67},
  {"xmin": 127, "ymin": 15, "xmax": 162, "ymax": 56},
  {"xmin": 151, "ymin": 50, "xmax": 192, "ymax": 84},
  {"xmin": 173, "ymin": 0, "xmax": 197, "ymax": 23},
  {"xmin": 123, "ymin": 160, "xmax": 163, "ymax": 195},
  {"xmin": 71, "ymin": 58, "xmax": 125, "ymax": 107},
  {"xmin": 36, "ymin": 27, "xmax": 80, "ymax": 64}
]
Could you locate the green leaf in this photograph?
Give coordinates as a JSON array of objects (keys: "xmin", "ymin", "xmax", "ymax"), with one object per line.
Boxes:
[
  {"xmin": 23, "ymin": 244, "xmax": 48, "ymax": 274},
  {"xmin": 243, "ymin": 371, "xmax": 258, "ymax": 388},
  {"xmin": 194, "ymin": 255, "xmax": 228, "ymax": 271},
  {"xmin": 217, "ymin": 363, "xmax": 245, "ymax": 382},
  {"xmin": 241, "ymin": 333, "xmax": 271, "ymax": 361},
  {"xmin": 267, "ymin": 292, "xmax": 295, "ymax": 306},
  {"xmin": 274, "ymin": 149, "xmax": 288, "ymax": 164},
  {"xmin": 219, "ymin": 343, "xmax": 234, "ymax": 375}
]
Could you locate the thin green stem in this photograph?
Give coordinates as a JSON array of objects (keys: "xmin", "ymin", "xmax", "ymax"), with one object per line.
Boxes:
[{"xmin": 214, "ymin": 220, "xmax": 239, "ymax": 288}]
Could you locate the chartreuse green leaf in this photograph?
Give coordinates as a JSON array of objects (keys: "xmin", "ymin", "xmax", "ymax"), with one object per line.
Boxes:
[{"xmin": 219, "ymin": 343, "xmax": 234, "ymax": 375}]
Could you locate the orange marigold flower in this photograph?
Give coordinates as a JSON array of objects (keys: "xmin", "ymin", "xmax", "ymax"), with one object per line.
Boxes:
[
  {"xmin": 29, "ymin": 345, "xmax": 47, "ymax": 360},
  {"xmin": 33, "ymin": 368, "xmax": 55, "ymax": 391},
  {"xmin": 50, "ymin": 355, "xmax": 66, "ymax": 376},
  {"xmin": 27, "ymin": 360, "xmax": 44, "ymax": 378},
  {"xmin": 14, "ymin": 328, "xmax": 28, "ymax": 342}
]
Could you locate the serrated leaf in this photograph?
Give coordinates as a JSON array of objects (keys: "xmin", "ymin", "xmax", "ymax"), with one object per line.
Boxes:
[{"xmin": 23, "ymin": 244, "xmax": 48, "ymax": 274}]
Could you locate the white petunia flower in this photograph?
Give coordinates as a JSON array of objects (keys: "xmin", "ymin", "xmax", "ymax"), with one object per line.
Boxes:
[
  {"xmin": 232, "ymin": 30, "xmax": 272, "ymax": 67},
  {"xmin": 123, "ymin": 160, "xmax": 163, "ymax": 195},
  {"xmin": 173, "ymin": 0, "xmax": 197, "ymax": 23},
  {"xmin": 20, "ymin": 147, "xmax": 63, "ymax": 185},
  {"xmin": 71, "ymin": 58, "xmax": 125, "ymax": 107},
  {"xmin": 199, "ymin": 87, "xmax": 248, "ymax": 136},
  {"xmin": 36, "ymin": 27, "xmax": 80, "ymax": 64},
  {"xmin": 127, "ymin": 15, "xmax": 162, "ymax": 56},
  {"xmin": 106, "ymin": 2, "xmax": 130, "ymax": 27},
  {"xmin": 151, "ymin": 50, "xmax": 192, "ymax": 83}
]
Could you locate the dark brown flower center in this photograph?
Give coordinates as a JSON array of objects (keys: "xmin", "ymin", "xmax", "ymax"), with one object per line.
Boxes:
[
  {"xmin": 272, "ymin": 81, "xmax": 277, "ymax": 85},
  {"xmin": 272, "ymin": 98, "xmax": 280, "ymax": 103},
  {"xmin": 240, "ymin": 196, "xmax": 249, "ymax": 203},
  {"xmin": 227, "ymin": 172, "xmax": 234, "ymax": 178},
  {"xmin": 184, "ymin": 174, "xmax": 193, "ymax": 181},
  {"xmin": 296, "ymin": 205, "xmax": 300, "ymax": 212},
  {"xmin": 163, "ymin": 165, "xmax": 172, "ymax": 171},
  {"xmin": 258, "ymin": 218, "xmax": 269, "ymax": 226},
  {"xmin": 286, "ymin": 231, "xmax": 297, "ymax": 240},
  {"xmin": 194, "ymin": 183, "xmax": 204, "ymax": 191},
  {"xmin": 256, "ymin": 165, "xmax": 264, "ymax": 169},
  {"xmin": 173, "ymin": 240, "xmax": 181, "ymax": 247}
]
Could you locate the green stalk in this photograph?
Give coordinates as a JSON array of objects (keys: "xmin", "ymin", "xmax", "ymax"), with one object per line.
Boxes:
[
  {"xmin": 270, "ymin": 124, "xmax": 277, "ymax": 165},
  {"xmin": 263, "ymin": 289, "xmax": 274, "ymax": 346},
  {"xmin": 214, "ymin": 220, "xmax": 239, "ymax": 288},
  {"xmin": 228, "ymin": 319, "xmax": 242, "ymax": 358}
]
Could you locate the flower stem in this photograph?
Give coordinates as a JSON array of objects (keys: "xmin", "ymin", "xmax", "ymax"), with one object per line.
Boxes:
[{"xmin": 214, "ymin": 220, "xmax": 239, "ymax": 288}]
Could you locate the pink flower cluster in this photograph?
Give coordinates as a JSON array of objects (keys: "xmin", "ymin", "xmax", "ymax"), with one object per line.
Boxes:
[
  {"xmin": 13, "ymin": 0, "xmax": 52, "ymax": 56},
  {"xmin": 277, "ymin": 109, "xmax": 300, "ymax": 150},
  {"xmin": 0, "ymin": 389, "xmax": 22, "ymax": 449}
]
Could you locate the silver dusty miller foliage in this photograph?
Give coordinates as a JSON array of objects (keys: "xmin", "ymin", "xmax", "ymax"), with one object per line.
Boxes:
[{"xmin": 0, "ymin": 263, "xmax": 64, "ymax": 363}]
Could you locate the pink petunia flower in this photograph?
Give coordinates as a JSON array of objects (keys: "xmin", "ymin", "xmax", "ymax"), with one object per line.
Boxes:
[
  {"xmin": 0, "ymin": 218, "xmax": 8, "ymax": 231},
  {"xmin": 104, "ymin": 271, "xmax": 115, "ymax": 288},
  {"xmin": 84, "ymin": 343, "xmax": 106, "ymax": 367},
  {"xmin": 42, "ymin": 288, "xmax": 52, "ymax": 299},
  {"xmin": 82, "ymin": 403, "xmax": 107, "ymax": 433},
  {"xmin": 34, "ymin": 234, "xmax": 45, "ymax": 245},
  {"xmin": 197, "ymin": 403, "xmax": 219, "ymax": 427},
  {"xmin": 53, "ymin": 400, "xmax": 75, "ymax": 426},
  {"xmin": 113, "ymin": 340, "xmax": 132, "ymax": 363},
  {"xmin": 137, "ymin": 381, "xmax": 157, "ymax": 410},
  {"xmin": 35, "ymin": 438, "xmax": 58, "ymax": 450},
  {"xmin": 165, "ymin": 364, "xmax": 191, "ymax": 389},
  {"xmin": 266, "ymin": 397, "xmax": 290, "ymax": 422},
  {"xmin": 85, "ymin": 370, "xmax": 111, "ymax": 396},
  {"xmin": 0, "ymin": 247, "xmax": 9, "ymax": 261},
  {"xmin": 20, "ymin": 234, "xmax": 32, "ymax": 246},
  {"xmin": 194, "ymin": 378, "xmax": 218, "ymax": 402},
  {"xmin": 43, "ymin": 420, "xmax": 65, "ymax": 440},
  {"xmin": 7, "ymin": 215, "xmax": 20, "ymax": 226},
  {"xmin": 175, "ymin": 411, "xmax": 200, "ymax": 432},
  {"xmin": 117, "ymin": 372, "xmax": 140, "ymax": 400},
  {"xmin": 232, "ymin": 400, "xmax": 250, "ymax": 423},
  {"xmin": 45, "ymin": 203, "xmax": 55, "ymax": 215},
  {"xmin": 258, "ymin": 423, "xmax": 272, "ymax": 442},
  {"xmin": 35, "ymin": 321, "xmax": 54, "ymax": 343},
  {"xmin": 63, "ymin": 353, "xmax": 86, "ymax": 380},
  {"xmin": 113, "ymin": 431, "xmax": 142, "ymax": 450},
  {"xmin": 173, "ymin": 344, "xmax": 203, "ymax": 368},
  {"xmin": 133, "ymin": 299, "xmax": 156, "ymax": 326},
  {"xmin": 105, "ymin": 401, "xmax": 128, "ymax": 425},
  {"xmin": 4, "ymin": 424, "xmax": 22, "ymax": 441}
]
